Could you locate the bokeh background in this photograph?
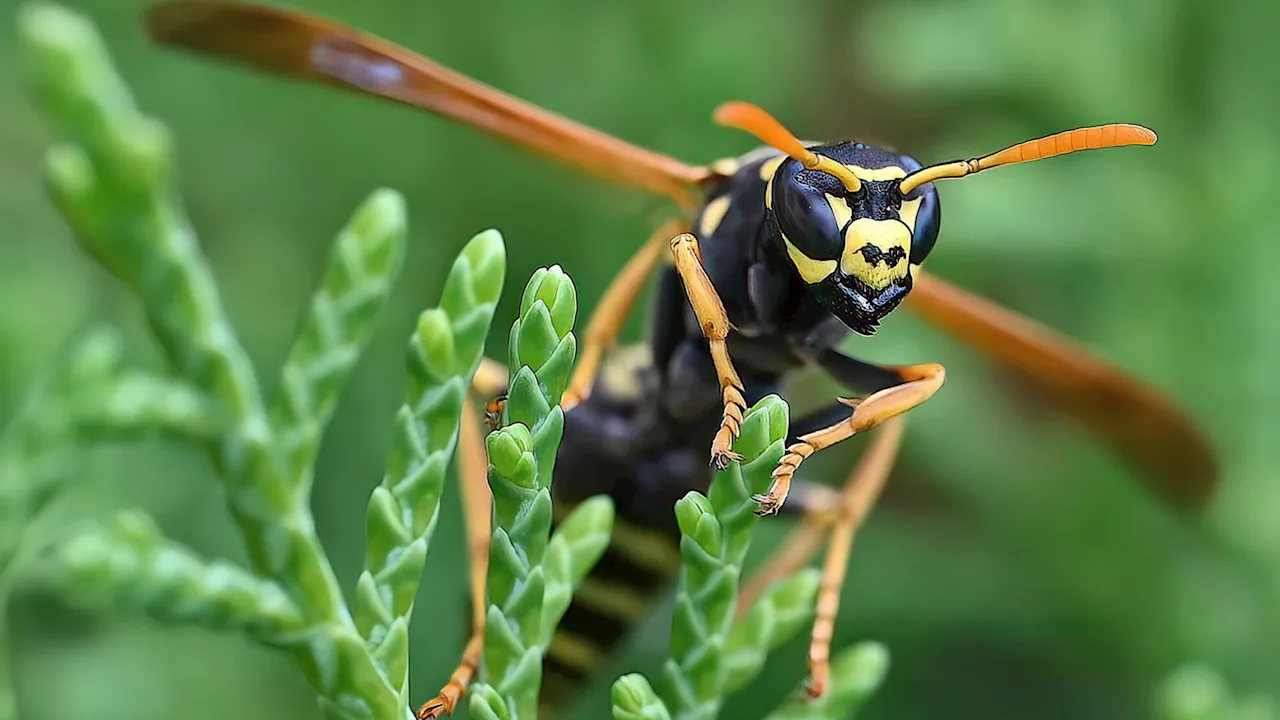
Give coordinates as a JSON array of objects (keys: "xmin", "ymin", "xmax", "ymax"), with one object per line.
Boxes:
[{"xmin": 2, "ymin": 0, "xmax": 1278, "ymax": 718}]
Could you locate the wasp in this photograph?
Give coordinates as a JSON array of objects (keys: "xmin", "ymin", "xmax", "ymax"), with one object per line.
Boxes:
[{"xmin": 143, "ymin": 2, "xmax": 1219, "ymax": 716}]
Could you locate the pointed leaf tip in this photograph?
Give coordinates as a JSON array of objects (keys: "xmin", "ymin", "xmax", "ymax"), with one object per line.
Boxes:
[
  {"xmin": 464, "ymin": 227, "xmax": 506, "ymax": 258},
  {"xmin": 612, "ymin": 673, "xmax": 671, "ymax": 720},
  {"xmin": 572, "ymin": 495, "xmax": 615, "ymax": 530},
  {"xmin": 20, "ymin": 3, "xmax": 94, "ymax": 52},
  {"xmin": 519, "ymin": 265, "xmax": 577, "ymax": 338},
  {"xmin": 350, "ymin": 188, "xmax": 406, "ymax": 246},
  {"xmin": 837, "ymin": 641, "xmax": 890, "ymax": 692},
  {"xmin": 734, "ymin": 394, "xmax": 789, "ymax": 461}
]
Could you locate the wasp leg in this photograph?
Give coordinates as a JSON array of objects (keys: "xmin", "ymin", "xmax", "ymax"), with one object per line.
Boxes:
[
  {"xmin": 561, "ymin": 219, "xmax": 686, "ymax": 410},
  {"xmin": 669, "ymin": 232, "xmax": 747, "ymax": 468},
  {"xmin": 736, "ymin": 480, "xmax": 836, "ymax": 614},
  {"xmin": 417, "ymin": 398, "xmax": 492, "ymax": 719},
  {"xmin": 783, "ymin": 348, "xmax": 915, "ymax": 443},
  {"xmin": 737, "ymin": 419, "xmax": 905, "ymax": 700},
  {"xmin": 805, "ymin": 418, "xmax": 903, "ymax": 699},
  {"xmin": 755, "ymin": 360, "xmax": 942, "ymax": 515}
]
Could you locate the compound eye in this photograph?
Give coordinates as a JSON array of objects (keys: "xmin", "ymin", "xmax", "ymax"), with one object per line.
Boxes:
[
  {"xmin": 910, "ymin": 186, "xmax": 941, "ymax": 263},
  {"xmin": 771, "ymin": 163, "xmax": 842, "ymax": 262}
]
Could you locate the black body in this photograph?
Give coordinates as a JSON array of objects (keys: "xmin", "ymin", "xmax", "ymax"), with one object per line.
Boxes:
[{"xmin": 540, "ymin": 147, "xmax": 928, "ymax": 708}]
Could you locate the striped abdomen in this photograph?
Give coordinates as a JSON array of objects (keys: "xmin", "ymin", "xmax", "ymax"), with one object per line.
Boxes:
[
  {"xmin": 539, "ymin": 507, "xmax": 683, "ymax": 714},
  {"xmin": 541, "ymin": 347, "xmax": 716, "ymax": 715}
]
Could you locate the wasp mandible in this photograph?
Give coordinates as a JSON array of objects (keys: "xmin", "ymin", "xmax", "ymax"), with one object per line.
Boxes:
[{"xmin": 142, "ymin": 3, "xmax": 1218, "ymax": 715}]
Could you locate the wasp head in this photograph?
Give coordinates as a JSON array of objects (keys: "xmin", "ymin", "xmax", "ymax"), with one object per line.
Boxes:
[
  {"xmin": 714, "ymin": 101, "xmax": 1157, "ymax": 337},
  {"xmin": 766, "ymin": 144, "xmax": 940, "ymax": 335}
]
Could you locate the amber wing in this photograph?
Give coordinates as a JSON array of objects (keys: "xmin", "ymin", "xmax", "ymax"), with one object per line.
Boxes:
[
  {"xmin": 907, "ymin": 272, "xmax": 1217, "ymax": 510},
  {"xmin": 146, "ymin": 1, "xmax": 709, "ymax": 205}
]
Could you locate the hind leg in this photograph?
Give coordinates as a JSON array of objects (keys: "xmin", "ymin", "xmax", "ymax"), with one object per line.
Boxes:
[{"xmin": 738, "ymin": 418, "xmax": 905, "ymax": 699}]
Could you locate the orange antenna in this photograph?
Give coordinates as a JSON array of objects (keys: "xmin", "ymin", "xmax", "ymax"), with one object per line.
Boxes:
[
  {"xmin": 714, "ymin": 101, "xmax": 862, "ymax": 193},
  {"xmin": 899, "ymin": 124, "xmax": 1157, "ymax": 196}
]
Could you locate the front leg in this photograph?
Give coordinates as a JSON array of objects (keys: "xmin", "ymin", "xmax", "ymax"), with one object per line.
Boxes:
[
  {"xmin": 669, "ymin": 232, "xmax": 748, "ymax": 468},
  {"xmin": 755, "ymin": 357, "xmax": 944, "ymax": 515}
]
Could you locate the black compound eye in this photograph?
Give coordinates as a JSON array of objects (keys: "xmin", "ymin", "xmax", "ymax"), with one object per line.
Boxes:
[
  {"xmin": 771, "ymin": 161, "xmax": 842, "ymax": 261},
  {"xmin": 910, "ymin": 187, "xmax": 941, "ymax": 263}
]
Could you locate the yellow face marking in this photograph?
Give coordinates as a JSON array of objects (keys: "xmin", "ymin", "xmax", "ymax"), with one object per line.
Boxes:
[
  {"xmin": 848, "ymin": 164, "xmax": 908, "ymax": 182},
  {"xmin": 783, "ymin": 235, "xmax": 838, "ymax": 284},
  {"xmin": 824, "ymin": 193, "xmax": 852, "ymax": 231},
  {"xmin": 841, "ymin": 218, "xmax": 911, "ymax": 290},
  {"xmin": 759, "ymin": 155, "xmax": 786, "ymax": 183},
  {"xmin": 898, "ymin": 196, "xmax": 923, "ymax": 233},
  {"xmin": 699, "ymin": 195, "xmax": 732, "ymax": 238},
  {"xmin": 711, "ymin": 157, "xmax": 740, "ymax": 176}
]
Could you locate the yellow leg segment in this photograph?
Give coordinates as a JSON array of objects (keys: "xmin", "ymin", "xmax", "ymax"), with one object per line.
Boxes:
[
  {"xmin": 669, "ymin": 232, "xmax": 748, "ymax": 468},
  {"xmin": 561, "ymin": 220, "xmax": 684, "ymax": 410},
  {"xmin": 755, "ymin": 363, "xmax": 943, "ymax": 515}
]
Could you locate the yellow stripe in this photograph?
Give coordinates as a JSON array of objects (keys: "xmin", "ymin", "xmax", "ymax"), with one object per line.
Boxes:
[
  {"xmin": 547, "ymin": 629, "xmax": 608, "ymax": 673},
  {"xmin": 699, "ymin": 195, "xmax": 732, "ymax": 237},
  {"xmin": 607, "ymin": 517, "xmax": 682, "ymax": 574},
  {"xmin": 759, "ymin": 155, "xmax": 786, "ymax": 182},
  {"xmin": 598, "ymin": 344, "xmax": 651, "ymax": 400},
  {"xmin": 553, "ymin": 504, "xmax": 680, "ymax": 575},
  {"xmin": 711, "ymin": 157, "xmax": 740, "ymax": 176},
  {"xmin": 849, "ymin": 164, "xmax": 907, "ymax": 181},
  {"xmin": 573, "ymin": 577, "xmax": 655, "ymax": 620},
  {"xmin": 762, "ymin": 155, "xmax": 785, "ymax": 213}
]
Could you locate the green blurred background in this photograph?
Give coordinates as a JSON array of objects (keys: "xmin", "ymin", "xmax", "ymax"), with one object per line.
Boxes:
[{"xmin": 2, "ymin": 0, "xmax": 1277, "ymax": 717}]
